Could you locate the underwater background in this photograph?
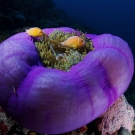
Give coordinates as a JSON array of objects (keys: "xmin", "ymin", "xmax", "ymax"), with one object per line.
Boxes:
[
  {"xmin": 0, "ymin": 0, "xmax": 135, "ymax": 135},
  {"xmin": 1, "ymin": 0, "xmax": 135, "ymax": 75},
  {"xmin": 53, "ymin": 0, "xmax": 135, "ymax": 67}
]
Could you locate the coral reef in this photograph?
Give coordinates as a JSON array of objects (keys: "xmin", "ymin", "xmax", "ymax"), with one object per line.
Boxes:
[{"xmin": 95, "ymin": 95, "xmax": 134, "ymax": 135}]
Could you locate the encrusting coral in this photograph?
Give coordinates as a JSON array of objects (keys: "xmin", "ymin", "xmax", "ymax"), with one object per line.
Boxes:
[{"xmin": 95, "ymin": 95, "xmax": 134, "ymax": 135}]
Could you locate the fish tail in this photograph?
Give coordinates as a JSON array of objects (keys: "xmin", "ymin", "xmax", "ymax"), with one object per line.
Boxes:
[{"xmin": 26, "ymin": 29, "xmax": 28, "ymax": 33}]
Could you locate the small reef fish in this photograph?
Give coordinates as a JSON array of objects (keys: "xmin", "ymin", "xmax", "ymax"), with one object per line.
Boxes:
[
  {"xmin": 60, "ymin": 36, "xmax": 86, "ymax": 48},
  {"xmin": 11, "ymin": 85, "xmax": 18, "ymax": 98},
  {"xmin": 26, "ymin": 27, "xmax": 44, "ymax": 37}
]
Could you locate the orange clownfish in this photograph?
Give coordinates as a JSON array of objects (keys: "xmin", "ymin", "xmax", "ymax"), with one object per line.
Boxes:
[
  {"xmin": 60, "ymin": 36, "xmax": 86, "ymax": 48},
  {"xmin": 26, "ymin": 27, "xmax": 44, "ymax": 37}
]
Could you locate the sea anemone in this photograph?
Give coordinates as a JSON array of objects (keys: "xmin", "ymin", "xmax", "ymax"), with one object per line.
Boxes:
[{"xmin": 0, "ymin": 27, "xmax": 134, "ymax": 134}]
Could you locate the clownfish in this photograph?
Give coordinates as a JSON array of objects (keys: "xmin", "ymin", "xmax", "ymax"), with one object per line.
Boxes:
[
  {"xmin": 60, "ymin": 36, "xmax": 86, "ymax": 48},
  {"xmin": 26, "ymin": 27, "xmax": 44, "ymax": 37}
]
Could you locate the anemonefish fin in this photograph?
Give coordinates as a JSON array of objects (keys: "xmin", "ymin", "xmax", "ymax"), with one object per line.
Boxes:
[
  {"xmin": 26, "ymin": 29, "xmax": 29, "ymax": 33},
  {"xmin": 60, "ymin": 41, "xmax": 64, "ymax": 46}
]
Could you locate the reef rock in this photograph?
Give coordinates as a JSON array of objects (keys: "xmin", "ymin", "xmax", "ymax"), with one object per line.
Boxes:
[{"xmin": 95, "ymin": 95, "xmax": 134, "ymax": 135}]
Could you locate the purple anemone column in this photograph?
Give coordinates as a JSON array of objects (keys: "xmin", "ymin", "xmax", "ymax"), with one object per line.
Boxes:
[{"xmin": 0, "ymin": 27, "xmax": 134, "ymax": 134}]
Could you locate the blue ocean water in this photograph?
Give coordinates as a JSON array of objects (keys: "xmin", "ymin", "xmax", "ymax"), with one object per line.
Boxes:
[{"xmin": 53, "ymin": 0, "xmax": 135, "ymax": 57}]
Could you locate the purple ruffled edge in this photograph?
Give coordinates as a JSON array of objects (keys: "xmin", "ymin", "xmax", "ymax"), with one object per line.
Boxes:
[{"xmin": 0, "ymin": 27, "xmax": 134, "ymax": 134}]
